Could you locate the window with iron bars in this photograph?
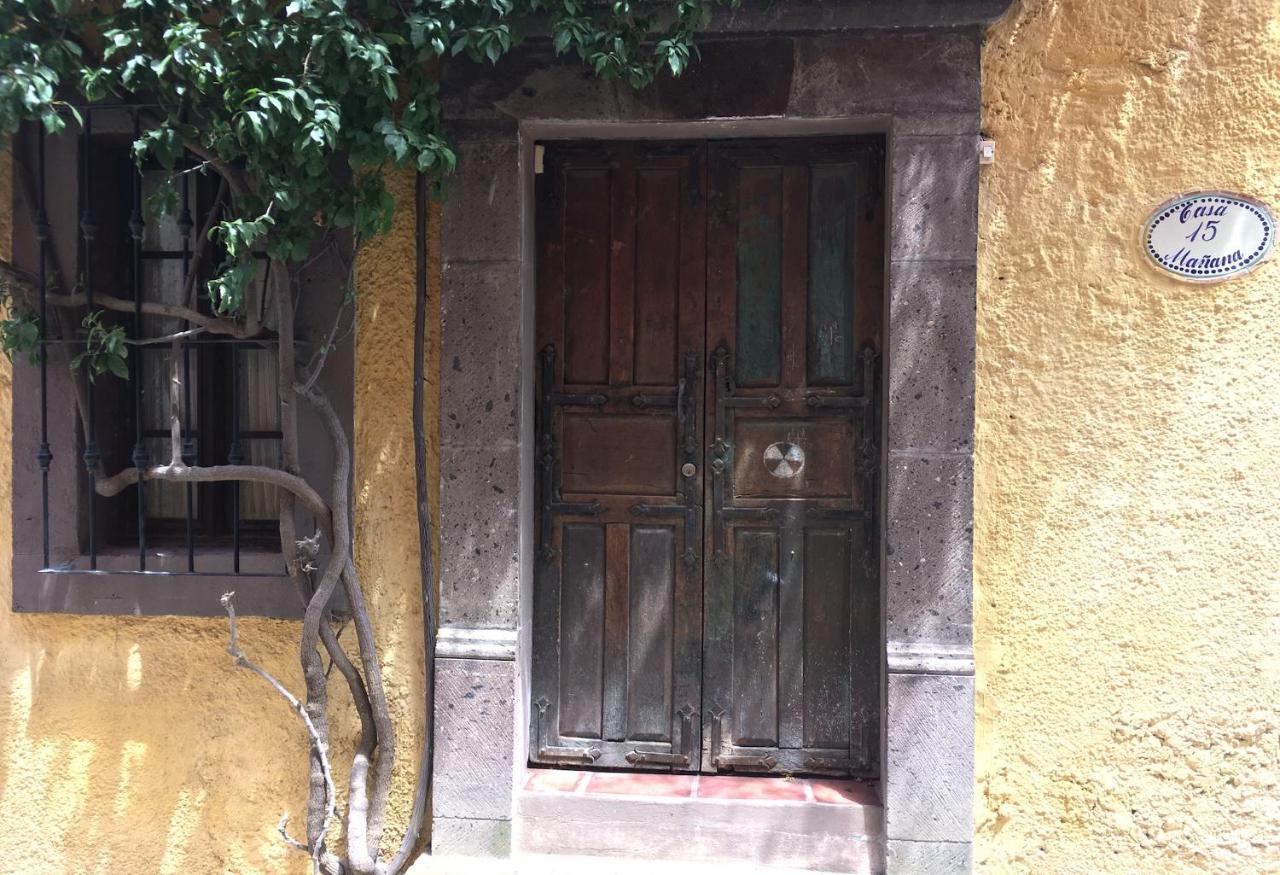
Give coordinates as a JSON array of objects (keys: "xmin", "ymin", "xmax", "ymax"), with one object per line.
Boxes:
[{"xmin": 9, "ymin": 106, "xmax": 348, "ymax": 617}]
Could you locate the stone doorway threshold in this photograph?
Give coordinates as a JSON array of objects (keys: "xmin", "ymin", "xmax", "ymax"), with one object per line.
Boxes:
[
  {"xmin": 509, "ymin": 769, "xmax": 884, "ymax": 874},
  {"xmin": 408, "ymin": 855, "xmax": 858, "ymax": 875}
]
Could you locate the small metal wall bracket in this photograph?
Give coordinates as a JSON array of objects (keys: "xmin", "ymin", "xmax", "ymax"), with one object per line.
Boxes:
[{"xmin": 978, "ymin": 137, "xmax": 996, "ymax": 165}]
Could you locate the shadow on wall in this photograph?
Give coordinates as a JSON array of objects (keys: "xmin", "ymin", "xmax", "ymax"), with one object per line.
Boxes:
[{"xmin": 0, "ymin": 604, "xmax": 316, "ymax": 875}]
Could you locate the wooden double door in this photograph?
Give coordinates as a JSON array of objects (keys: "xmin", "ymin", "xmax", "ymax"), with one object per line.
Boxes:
[{"xmin": 532, "ymin": 138, "xmax": 883, "ymax": 777}]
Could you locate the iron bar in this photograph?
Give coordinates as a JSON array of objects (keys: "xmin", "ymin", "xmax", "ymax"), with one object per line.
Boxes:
[
  {"xmin": 629, "ymin": 392, "xmax": 676, "ymax": 408},
  {"xmin": 39, "ymin": 337, "xmax": 283, "ymax": 345},
  {"xmin": 130, "ymin": 108, "xmax": 148, "ymax": 570},
  {"xmin": 548, "ymin": 501, "xmax": 602, "ymax": 516},
  {"xmin": 630, "ymin": 503, "xmax": 686, "ymax": 518},
  {"xmin": 35, "ymin": 126, "xmax": 52, "ymax": 569},
  {"xmin": 805, "ymin": 393, "xmax": 870, "ymax": 409},
  {"xmin": 80, "ymin": 108, "xmax": 100, "ymax": 570},
  {"xmin": 178, "ymin": 141, "xmax": 196, "ymax": 572},
  {"xmin": 229, "ymin": 342, "xmax": 242, "ymax": 572},
  {"xmin": 550, "ymin": 391, "xmax": 606, "ymax": 407}
]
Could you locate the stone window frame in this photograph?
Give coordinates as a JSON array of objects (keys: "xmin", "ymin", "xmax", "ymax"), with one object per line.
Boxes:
[{"xmin": 432, "ymin": 22, "xmax": 989, "ymax": 871}]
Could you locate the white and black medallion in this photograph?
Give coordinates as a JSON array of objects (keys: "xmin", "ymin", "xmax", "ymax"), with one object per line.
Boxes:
[{"xmin": 763, "ymin": 441, "xmax": 805, "ymax": 479}]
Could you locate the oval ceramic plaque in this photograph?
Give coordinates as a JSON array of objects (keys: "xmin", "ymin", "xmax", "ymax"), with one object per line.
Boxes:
[{"xmin": 1144, "ymin": 192, "xmax": 1275, "ymax": 282}]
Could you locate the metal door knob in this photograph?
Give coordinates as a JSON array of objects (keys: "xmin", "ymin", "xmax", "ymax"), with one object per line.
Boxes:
[{"xmin": 681, "ymin": 462, "xmax": 697, "ymax": 478}]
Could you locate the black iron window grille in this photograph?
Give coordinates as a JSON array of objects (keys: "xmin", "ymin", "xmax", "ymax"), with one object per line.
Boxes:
[{"xmin": 18, "ymin": 105, "xmax": 295, "ymax": 601}]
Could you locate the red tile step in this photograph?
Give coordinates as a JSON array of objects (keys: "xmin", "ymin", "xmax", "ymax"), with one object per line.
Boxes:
[
  {"xmin": 522, "ymin": 768, "xmax": 877, "ymax": 806},
  {"xmin": 697, "ymin": 775, "xmax": 807, "ymax": 801}
]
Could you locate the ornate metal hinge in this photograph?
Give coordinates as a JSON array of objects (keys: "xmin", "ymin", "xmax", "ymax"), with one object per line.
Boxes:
[
  {"xmin": 553, "ymin": 392, "xmax": 607, "ymax": 407},
  {"xmin": 709, "ymin": 706, "xmax": 778, "ymax": 772},
  {"xmin": 625, "ymin": 705, "xmax": 697, "ymax": 767},
  {"xmin": 631, "ymin": 392, "xmax": 676, "ymax": 408},
  {"xmin": 534, "ymin": 697, "xmax": 601, "ymax": 765}
]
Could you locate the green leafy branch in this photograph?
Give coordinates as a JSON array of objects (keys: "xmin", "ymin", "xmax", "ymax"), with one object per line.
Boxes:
[
  {"xmin": 70, "ymin": 311, "xmax": 128, "ymax": 382},
  {"xmin": 1, "ymin": 0, "xmax": 736, "ymax": 323},
  {"xmin": 0, "ymin": 288, "xmax": 40, "ymax": 364}
]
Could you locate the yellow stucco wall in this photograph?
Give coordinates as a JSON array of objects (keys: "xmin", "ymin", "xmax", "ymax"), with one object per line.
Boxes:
[
  {"xmin": 976, "ymin": 1, "xmax": 1280, "ymax": 872},
  {"xmin": 0, "ymin": 154, "xmax": 437, "ymax": 873}
]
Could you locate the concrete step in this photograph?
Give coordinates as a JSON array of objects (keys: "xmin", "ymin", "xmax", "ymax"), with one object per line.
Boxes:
[
  {"xmin": 410, "ymin": 853, "xmax": 847, "ymax": 875},
  {"xmin": 511, "ymin": 770, "xmax": 884, "ymax": 873}
]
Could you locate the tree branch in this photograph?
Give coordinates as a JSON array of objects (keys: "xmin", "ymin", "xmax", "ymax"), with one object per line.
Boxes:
[
  {"xmin": 295, "ymin": 381, "xmax": 384, "ymax": 875},
  {"xmin": 182, "ymin": 175, "xmax": 228, "ymax": 310},
  {"xmin": 168, "ymin": 340, "xmax": 183, "ymax": 465},
  {"xmin": 0, "ymin": 258, "xmax": 36, "ymax": 298},
  {"xmin": 182, "ymin": 136, "xmax": 253, "ymax": 204},
  {"xmin": 222, "ymin": 591, "xmax": 339, "ymax": 875},
  {"xmin": 277, "ymin": 813, "xmax": 310, "ymax": 854},
  {"xmin": 298, "ymin": 238, "xmax": 357, "ymax": 394},
  {"xmin": 43, "ymin": 289, "xmax": 258, "ymax": 338},
  {"xmin": 93, "ymin": 462, "xmax": 332, "ymax": 533},
  {"xmin": 339, "ymin": 554, "xmax": 397, "ymax": 868}
]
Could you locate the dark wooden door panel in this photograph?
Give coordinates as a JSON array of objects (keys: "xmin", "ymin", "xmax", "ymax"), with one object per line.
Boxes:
[
  {"xmin": 533, "ymin": 137, "xmax": 882, "ymax": 777},
  {"xmin": 703, "ymin": 138, "xmax": 883, "ymax": 778},
  {"xmin": 533, "ymin": 143, "xmax": 705, "ymax": 770}
]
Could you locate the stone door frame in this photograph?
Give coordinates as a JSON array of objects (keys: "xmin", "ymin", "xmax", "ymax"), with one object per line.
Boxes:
[{"xmin": 433, "ymin": 28, "xmax": 985, "ymax": 872}]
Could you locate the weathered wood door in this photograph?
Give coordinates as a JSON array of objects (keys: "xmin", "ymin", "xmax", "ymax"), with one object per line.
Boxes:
[{"xmin": 533, "ymin": 138, "xmax": 882, "ymax": 776}]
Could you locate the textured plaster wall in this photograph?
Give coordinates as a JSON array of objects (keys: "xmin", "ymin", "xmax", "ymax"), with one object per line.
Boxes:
[
  {"xmin": 351, "ymin": 167, "xmax": 440, "ymax": 861},
  {"xmin": 976, "ymin": 2, "xmax": 1280, "ymax": 873},
  {"xmin": 0, "ymin": 152, "xmax": 437, "ymax": 872}
]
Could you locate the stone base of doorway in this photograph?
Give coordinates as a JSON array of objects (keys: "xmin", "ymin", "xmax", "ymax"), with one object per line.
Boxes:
[
  {"xmin": 509, "ymin": 769, "xmax": 884, "ymax": 873},
  {"xmin": 406, "ymin": 854, "xmax": 842, "ymax": 875}
]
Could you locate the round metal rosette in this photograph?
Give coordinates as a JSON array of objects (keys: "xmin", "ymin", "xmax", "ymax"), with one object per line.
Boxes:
[{"xmin": 763, "ymin": 441, "xmax": 805, "ymax": 479}]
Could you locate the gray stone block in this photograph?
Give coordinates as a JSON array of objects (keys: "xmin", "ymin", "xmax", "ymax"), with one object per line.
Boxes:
[
  {"xmin": 430, "ymin": 817, "xmax": 512, "ymax": 857},
  {"xmin": 440, "ymin": 445, "xmax": 520, "ymax": 628},
  {"xmin": 441, "ymin": 261, "xmax": 522, "ymax": 448},
  {"xmin": 885, "ymin": 673, "xmax": 974, "ymax": 843},
  {"xmin": 789, "ymin": 32, "xmax": 980, "ymax": 116},
  {"xmin": 893, "ymin": 113, "xmax": 982, "ymax": 137},
  {"xmin": 890, "ymin": 137, "xmax": 978, "ymax": 262},
  {"xmin": 441, "ymin": 139, "xmax": 521, "ymax": 263},
  {"xmin": 887, "ymin": 261, "xmax": 976, "ymax": 454},
  {"xmin": 433, "ymin": 658, "xmax": 517, "ymax": 822},
  {"xmin": 885, "ymin": 454, "xmax": 973, "ymax": 647},
  {"xmin": 449, "ymin": 40, "xmax": 799, "ymax": 123},
  {"xmin": 886, "ymin": 839, "xmax": 972, "ymax": 874},
  {"xmin": 711, "ymin": 1, "xmax": 1011, "ymax": 32}
]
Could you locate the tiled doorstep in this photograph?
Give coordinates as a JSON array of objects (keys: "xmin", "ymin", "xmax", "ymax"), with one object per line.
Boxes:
[
  {"xmin": 515, "ymin": 770, "xmax": 884, "ymax": 874},
  {"xmin": 523, "ymin": 768, "xmax": 880, "ymax": 806}
]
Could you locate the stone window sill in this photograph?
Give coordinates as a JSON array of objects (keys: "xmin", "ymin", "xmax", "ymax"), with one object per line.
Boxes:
[{"xmin": 11, "ymin": 548, "xmax": 304, "ymax": 618}]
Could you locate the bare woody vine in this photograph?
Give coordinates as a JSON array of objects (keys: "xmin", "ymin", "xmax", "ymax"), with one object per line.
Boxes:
[{"xmin": 0, "ymin": 2, "xmax": 731, "ymax": 873}]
